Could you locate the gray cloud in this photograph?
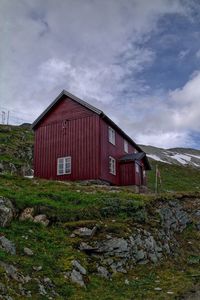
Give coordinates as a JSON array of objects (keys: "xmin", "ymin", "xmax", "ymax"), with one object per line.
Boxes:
[{"xmin": 0, "ymin": 0, "xmax": 199, "ymax": 148}]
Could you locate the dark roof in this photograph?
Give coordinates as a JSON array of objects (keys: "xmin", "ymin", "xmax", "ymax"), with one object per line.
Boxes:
[
  {"xmin": 31, "ymin": 90, "xmax": 143, "ymax": 152},
  {"xmin": 120, "ymin": 152, "xmax": 151, "ymax": 170}
]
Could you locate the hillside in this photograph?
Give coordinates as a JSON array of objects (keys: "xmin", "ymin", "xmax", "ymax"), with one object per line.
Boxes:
[
  {"xmin": 140, "ymin": 145, "xmax": 200, "ymax": 168},
  {"xmin": 1, "ymin": 124, "xmax": 200, "ymax": 193},
  {"xmin": 0, "ymin": 124, "xmax": 200, "ymax": 299},
  {"xmin": 0, "ymin": 124, "xmax": 33, "ymax": 176},
  {"xmin": 0, "ymin": 174, "xmax": 200, "ymax": 299}
]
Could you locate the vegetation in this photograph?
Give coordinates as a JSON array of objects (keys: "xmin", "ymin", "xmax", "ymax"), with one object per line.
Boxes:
[
  {"xmin": 148, "ymin": 160, "xmax": 200, "ymax": 193},
  {"xmin": 0, "ymin": 210, "xmax": 199, "ymax": 299},
  {"xmin": 0, "ymin": 124, "xmax": 33, "ymax": 167},
  {"xmin": 0, "ymin": 124, "xmax": 200, "ymax": 298}
]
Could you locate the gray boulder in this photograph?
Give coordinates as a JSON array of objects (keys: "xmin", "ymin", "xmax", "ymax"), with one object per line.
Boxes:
[
  {"xmin": 0, "ymin": 197, "xmax": 15, "ymax": 227},
  {"xmin": 0, "ymin": 236, "xmax": 16, "ymax": 255},
  {"xmin": 34, "ymin": 214, "xmax": 49, "ymax": 226},
  {"xmin": 70, "ymin": 269, "xmax": 85, "ymax": 287},
  {"xmin": 97, "ymin": 266, "xmax": 110, "ymax": 278},
  {"xmin": 0, "ymin": 261, "xmax": 24, "ymax": 282},
  {"xmin": 73, "ymin": 226, "xmax": 97, "ymax": 238},
  {"xmin": 72, "ymin": 260, "xmax": 87, "ymax": 275},
  {"xmin": 24, "ymin": 247, "xmax": 34, "ymax": 256}
]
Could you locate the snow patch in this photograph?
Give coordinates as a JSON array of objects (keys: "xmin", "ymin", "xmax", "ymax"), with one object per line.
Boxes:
[
  {"xmin": 170, "ymin": 154, "xmax": 191, "ymax": 165},
  {"xmin": 147, "ymin": 154, "xmax": 170, "ymax": 164},
  {"xmin": 188, "ymin": 154, "xmax": 200, "ymax": 160}
]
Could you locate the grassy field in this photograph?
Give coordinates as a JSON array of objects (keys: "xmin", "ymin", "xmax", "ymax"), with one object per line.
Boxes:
[
  {"xmin": 1, "ymin": 221, "xmax": 199, "ymax": 299},
  {"xmin": 0, "ymin": 173, "xmax": 199, "ymax": 299},
  {"xmin": 147, "ymin": 160, "xmax": 200, "ymax": 193},
  {"xmin": 0, "ymin": 124, "xmax": 200, "ymax": 298}
]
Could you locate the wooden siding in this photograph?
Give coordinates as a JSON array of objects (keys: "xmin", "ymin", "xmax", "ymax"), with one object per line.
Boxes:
[
  {"xmin": 33, "ymin": 94, "xmax": 147, "ymax": 186},
  {"xmin": 34, "ymin": 96, "xmax": 99, "ymax": 181},
  {"xmin": 37, "ymin": 96, "xmax": 93, "ymax": 127},
  {"xmin": 99, "ymin": 119, "xmax": 136, "ymax": 185},
  {"xmin": 120, "ymin": 162, "xmax": 135, "ymax": 186}
]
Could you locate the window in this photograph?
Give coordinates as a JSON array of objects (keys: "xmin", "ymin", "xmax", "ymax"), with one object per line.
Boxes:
[
  {"xmin": 124, "ymin": 140, "xmax": 128, "ymax": 153},
  {"xmin": 109, "ymin": 156, "xmax": 116, "ymax": 175},
  {"xmin": 136, "ymin": 163, "xmax": 140, "ymax": 174},
  {"xmin": 108, "ymin": 126, "xmax": 115, "ymax": 145},
  {"xmin": 57, "ymin": 156, "xmax": 71, "ymax": 175}
]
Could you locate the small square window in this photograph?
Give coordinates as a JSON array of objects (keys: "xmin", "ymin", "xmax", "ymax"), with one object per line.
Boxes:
[
  {"xmin": 109, "ymin": 156, "xmax": 116, "ymax": 175},
  {"xmin": 108, "ymin": 126, "xmax": 115, "ymax": 145},
  {"xmin": 124, "ymin": 140, "xmax": 128, "ymax": 153},
  {"xmin": 57, "ymin": 156, "xmax": 71, "ymax": 175}
]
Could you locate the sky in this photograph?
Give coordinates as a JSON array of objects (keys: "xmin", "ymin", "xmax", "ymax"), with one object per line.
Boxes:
[{"xmin": 0, "ymin": 0, "xmax": 200, "ymax": 149}]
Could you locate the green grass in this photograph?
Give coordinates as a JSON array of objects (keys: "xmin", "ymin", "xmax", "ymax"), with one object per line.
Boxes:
[
  {"xmin": 0, "ymin": 220, "xmax": 199, "ymax": 299},
  {"xmin": 147, "ymin": 160, "xmax": 200, "ymax": 193},
  {"xmin": 1, "ymin": 124, "xmax": 200, "ymax": 298},
  {"xmin": 0, "ymin": 124, "xmax": 33, "ymax": 167},
  {"xmin": 0, "ymin": 173, "xmax": 151, "ymax": 222}
]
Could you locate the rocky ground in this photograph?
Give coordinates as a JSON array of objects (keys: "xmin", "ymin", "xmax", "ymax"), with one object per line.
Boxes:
[{"xmin": 0, "ymin": 187, "xmax": 199, "ymax": 299}]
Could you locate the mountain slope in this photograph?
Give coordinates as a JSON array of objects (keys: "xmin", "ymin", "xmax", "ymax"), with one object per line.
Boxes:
[{"xmin": 140, "ymin": 145, "xmax": 200, "ymax": 168}]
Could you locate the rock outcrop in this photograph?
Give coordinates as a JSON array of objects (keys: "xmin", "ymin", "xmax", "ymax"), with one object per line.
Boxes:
[
  {"xmin": 69, "ymin": 198, "xmax": 197, "ymax": 281},
  {"xmin": 0, "ymin": 197, "xmax": 15, "ymax": 227}
]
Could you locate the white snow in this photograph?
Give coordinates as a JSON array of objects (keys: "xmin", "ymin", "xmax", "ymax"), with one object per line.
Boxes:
[
  {"xmin": 188, "ymin": 154, "xmax": 200, "ymax": 160},
  {"xmin": 170, "ymin": 154, "xmax": 191, "ymax": 165},
  {"xmin": 192, "ymin": 162, "xmax": 200, "ymax": 167},
  {"xmin": 147, "ymin": 154, "xmax": 170, "ymax": 164}
]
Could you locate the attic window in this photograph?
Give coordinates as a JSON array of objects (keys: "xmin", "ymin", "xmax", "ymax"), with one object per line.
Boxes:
[
  {"xmin": 108, "ymin": 126, "xmax": 115, "ymax": 145},
  {"xmin": 124, "ymin": 140, "xmax": 128, "ymax": 153},
  {"xmin": 57, "ymin": 156, "xmax": 71, "ymax": 175}
]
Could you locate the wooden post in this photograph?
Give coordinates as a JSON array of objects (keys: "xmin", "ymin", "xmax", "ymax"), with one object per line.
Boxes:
[{"xmin": 155, "ymin": 164, "xmax": 158, "ymax": 194}]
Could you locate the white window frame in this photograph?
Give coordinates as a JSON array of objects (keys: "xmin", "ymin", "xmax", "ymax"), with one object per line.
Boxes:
[
  {"xmin": 57, "ymin": 156, "xmax": 71, "ymax": 175},
  {"xmin": 124, "ymin": 140, "xmax": 128, "ymax": 153},
  {"xmin": 136, "ymin": 163, "xmax": 140, "ymax": 174},
  {"xmin": 109, "ymin": 156, "xmax": 116, "ymax": 175},
  {"xmin": 108, "ymin": 126, "xmax": 115, "ymax": 145}
]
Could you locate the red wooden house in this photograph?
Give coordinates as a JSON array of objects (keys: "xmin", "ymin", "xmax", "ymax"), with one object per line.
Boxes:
[{"xmin": 32, "ymin": 90, "xmax": 151, "ymax": 186}]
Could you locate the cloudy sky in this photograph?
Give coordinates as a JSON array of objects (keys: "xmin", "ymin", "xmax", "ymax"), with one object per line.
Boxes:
[{"xmin": 0, "ymin": 0, "xmax": 200, "ymax": 149}]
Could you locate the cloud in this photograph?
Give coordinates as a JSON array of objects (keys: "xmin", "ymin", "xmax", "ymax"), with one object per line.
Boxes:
[
  {"xmin": 0, "ymin": 0, "xmax": 199, "ymax": 148},
  {"xmin": 178, "ymin": 49, "xmax": 190, "ymax": 60},
  {"xmin": 196, "ymin": 49, "xmax": 200, "ymax": 58}
]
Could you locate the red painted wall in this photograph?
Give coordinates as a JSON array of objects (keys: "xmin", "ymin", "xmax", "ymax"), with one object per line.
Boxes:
[
  {"xmin": 99, "ymin": 119, "xmax": 136, "ymax": 185},
  {"xmin": 34, "ymin": 95, "xmax": 146, "ymax": 186},
  {"xmin": 34, "ymin": 96, "xmax": 100, "ymax": 181},
  {"xmin": 120, "ymin": 162, "xmax": 135, "ymax": 185}
]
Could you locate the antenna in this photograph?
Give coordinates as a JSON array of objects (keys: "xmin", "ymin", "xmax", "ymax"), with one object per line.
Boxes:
[{"xmin": 1, "ymin": 111, "xmax": 5, "ymax": 124}]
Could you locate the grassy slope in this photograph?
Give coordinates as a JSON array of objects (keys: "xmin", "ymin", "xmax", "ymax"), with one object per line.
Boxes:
[
  {"xmin": 0, "ymin": 174, "xmax": 200, "ymax": 299},
  {"xmin": 148, "ymin": 160, "xmax": 200, "ymax": 193},
  {"xmin": 0, "ymin": 124, "xmax": 33, "ymax": 167},
  {"xmin": 0, "ymin": 124, "xmax": 200, "ymax": 298}
]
